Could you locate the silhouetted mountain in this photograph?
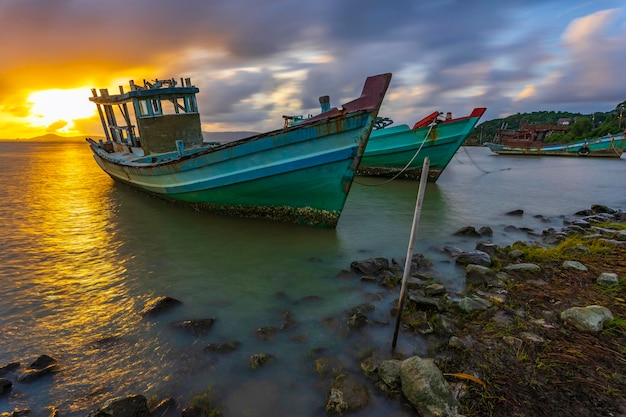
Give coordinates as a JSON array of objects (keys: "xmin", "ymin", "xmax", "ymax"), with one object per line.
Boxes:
[
  {"xmin": 0, "ymin": 133, "xmax": 89, "ymax": 142},
  {"xmin": 1, "ymin": 132, "xmax": 256, "ymax": 143}
]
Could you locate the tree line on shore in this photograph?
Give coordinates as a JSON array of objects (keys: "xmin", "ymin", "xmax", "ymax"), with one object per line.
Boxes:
[{"xmin": 469, "ymin": 100, "xmax": 626, "ymax": 144}]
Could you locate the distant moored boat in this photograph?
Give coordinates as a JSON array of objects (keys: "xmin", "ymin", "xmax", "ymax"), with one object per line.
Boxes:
[{"xmin": 485, "ymin": 133, "xmax": 626, "ymax": 158}]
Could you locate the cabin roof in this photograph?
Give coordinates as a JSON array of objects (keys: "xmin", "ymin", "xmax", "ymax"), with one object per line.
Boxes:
[{"xmin": 89, "ymin": 86, "xmax": 199, "ymax": 105}]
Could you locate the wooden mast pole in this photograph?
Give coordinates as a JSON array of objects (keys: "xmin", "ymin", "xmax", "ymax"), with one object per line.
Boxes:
[{"xmin": 392, "ymin": 157, "xmax": 430, "ymax": 350}]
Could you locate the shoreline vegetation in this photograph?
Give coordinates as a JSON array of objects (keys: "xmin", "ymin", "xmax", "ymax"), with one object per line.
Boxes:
[
  {"xmin": 468, "ymin": 100, "xmax": 626, "ymax": 145},
  {"xmin": 1, "ymin": 204, "xmax": 625, "ymax": 417}
]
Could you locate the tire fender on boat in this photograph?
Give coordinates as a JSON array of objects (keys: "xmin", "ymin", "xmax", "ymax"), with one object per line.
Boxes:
[{"xmin": 578, "ymin": 147, "xmax": 590, "ymax": 156}]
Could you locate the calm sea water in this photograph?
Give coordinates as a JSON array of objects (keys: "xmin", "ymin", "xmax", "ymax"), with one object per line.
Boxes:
[{"xmin": 1, "ymin": 141, "xmax": 625, "ymax": 416}]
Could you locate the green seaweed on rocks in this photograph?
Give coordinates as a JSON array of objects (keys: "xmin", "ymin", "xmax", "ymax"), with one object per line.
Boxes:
[
  {"xmin": 189, "ymin": 386, "xmax": 221, "ymax": 417},
  {"xmin": 509, "ymin": 235, "xmax": 614, "ymax": 264}
]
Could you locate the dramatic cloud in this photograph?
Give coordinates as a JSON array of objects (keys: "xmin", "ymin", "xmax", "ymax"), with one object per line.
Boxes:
[{"xmin": 1, "ymin": 0, "xmax": 625, "ymax": 138}]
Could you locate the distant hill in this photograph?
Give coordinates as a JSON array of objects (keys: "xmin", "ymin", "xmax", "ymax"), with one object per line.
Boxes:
[
  {"xmin": 0, "ymin": 133, "xmax": 89, "ymax": 142},
  {"xmin": 0, "ymin": 132, "xmax": 257, "ymax": 143}
]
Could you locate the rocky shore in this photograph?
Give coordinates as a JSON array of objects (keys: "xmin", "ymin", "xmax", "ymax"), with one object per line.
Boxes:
[{"xmin": 1, "ymin": 204, "xmax": 625, "ymax": 417}]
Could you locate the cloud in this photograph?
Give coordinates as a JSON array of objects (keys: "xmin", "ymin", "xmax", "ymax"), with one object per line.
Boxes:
[
  {"xmin": 1, "ymin": 0, "xmax": 625, "ymax": 137},
  {"xmin": 514, "ymin": 8, "xmax": 626, "ymax": 110}
]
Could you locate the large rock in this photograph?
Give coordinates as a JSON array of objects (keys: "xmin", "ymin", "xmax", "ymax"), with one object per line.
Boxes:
[
  {"xmin": 17, "ymin": 365, "xmax": 58, "ymax": 383},
  {"xmin": 0, "ymin": 378, "xmax": 11, "ymax": 395},
  {"xmin": 455, "ymin": 250, "xmax": 491, "ymax": 267},
  {"xmin": 453, "ymin": 226, "xmax": 480, "ymax": 237},
  {"xmin": 92, "ymin": 394, "xmax": 149, "ymax": 417},
  {"xmin": 148, "ymin": 398, "xmax": 177, "ymax": 417},
  {"xmin": 561, "ymin": 305, "xmax": 613, "ymax": 332},
  {"xmin": 0, "ymin": 362, "xmax": 20, "ymax": 376},
  {"xmin": 475, "ymin": 241, "xmax": 497, "ymax": 256},
  {"xmin": 249, "ymin": 353, "xmax": 275, "ymax": 369},
  {"xmin": 140, "ymin": 297, "xmax": 182, "ymax": 318},
  {"xmin": 562, "ymin": 260, "xmax": 587, "ymax": 271},
  {"xmin": 465, "ymin": 264, "xmax": 498, "ymax": 287},
  {"xmin": 17, "ymin": 355, "xmax": 59, "ymax": 383},
  {"xmin": 393, "ymin": 253, "xmax": 436, "ymax": 275},
  {"xmin": 30, "ymin": 355, "xmax": 55, "ymax": 369},
  {"xmin": 407, "ymin": 293, "xmax": 442, "ymax": 312},
  {"xmin": 596, "ymin": 272, "xmax": 619, "ymax": 286},
  {"xmin": 350, "ymin": 257, "xmax": 389, "ymax": 275},
  {"xmin": 170, "ymin": 318, "xmax": 216, "ymax": 336},
  {"xmin": 326, "ymin": 373, "xmax": 370, "ymax": 415},
  {"xmin": 400, "ymin": 356, "xmax": 461, "ymax": 417},
  {"xmin": 503, "ymin": 263, "xmax": 541, "ymax": 273},
  {"xmin": 204, "ymin": 341, "xmax": 241, "ymax": 354},
  {"xmin": 457, "ymin": 296, "xmax": 492, "ymax": 313},
  {"xmin": 377, "ymin": 359, "xmax": 402, "ymax": 391}
]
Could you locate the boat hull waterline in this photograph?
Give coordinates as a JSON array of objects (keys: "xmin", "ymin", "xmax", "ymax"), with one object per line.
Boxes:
[{"xmin": 87, "ymin": 73, "xmax": 392, "ymax": 227}]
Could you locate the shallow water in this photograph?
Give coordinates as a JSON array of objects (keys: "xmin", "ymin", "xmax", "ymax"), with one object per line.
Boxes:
[{"xmin": 1, "ymin": 142, "xmax": 625, "ymax": 416}]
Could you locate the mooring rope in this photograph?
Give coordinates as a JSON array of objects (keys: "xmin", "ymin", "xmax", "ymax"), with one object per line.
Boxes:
[
  {"xmin": 355, "ymin": 123, "xmax": 435, "ymax": 187},
  {"xmin": 609, "ymin": 136, "xmax": 622, "ymax": 157},
  {"xmin": 458, "ymin": 145, "xmax": 512, "ymax": 174}
]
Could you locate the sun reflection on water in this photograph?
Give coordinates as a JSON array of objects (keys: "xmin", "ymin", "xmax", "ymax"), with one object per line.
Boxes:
[{"xmin": 1, "ymin": 143, "xmax": 151, "ymax": 411}]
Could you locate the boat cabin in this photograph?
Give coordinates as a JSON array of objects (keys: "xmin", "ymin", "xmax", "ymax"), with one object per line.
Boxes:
[{"xmin": 89, "ymin": 78, "xmax": 203, "ymax": 156}]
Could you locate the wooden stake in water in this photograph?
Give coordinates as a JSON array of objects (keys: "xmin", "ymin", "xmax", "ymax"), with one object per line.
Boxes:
[{"xmin": 392, "ymin": 157, "xmax": 430, "ymax": 350}]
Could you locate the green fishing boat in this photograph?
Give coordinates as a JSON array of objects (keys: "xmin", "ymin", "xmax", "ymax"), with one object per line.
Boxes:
[{"xmin": 358, "ymin": 108, "xmax": 486, "ymax": 181}]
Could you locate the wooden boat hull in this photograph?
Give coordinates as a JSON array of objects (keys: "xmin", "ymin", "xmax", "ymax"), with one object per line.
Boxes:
[
  {"xmin": 485, "ymin": 133, "xmax": 626, "ymax": 158},
  {"xmin": 358, "ymin": 108, "xmax": 486, "ymax": 182},
  {"xmin": 88, "ymin": 74, "xmax": 392, "ymax": 228}
]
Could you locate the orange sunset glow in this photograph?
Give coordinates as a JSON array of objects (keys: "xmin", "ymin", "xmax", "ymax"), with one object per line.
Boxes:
[{"xmin": 26, "ymin": 88, "xmax": 96, "ymax": 135}]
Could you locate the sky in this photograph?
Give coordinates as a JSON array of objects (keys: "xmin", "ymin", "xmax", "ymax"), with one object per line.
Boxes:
[{"xmin": 1, "ymin": 0, "xmax": 625, "ymax": 139}]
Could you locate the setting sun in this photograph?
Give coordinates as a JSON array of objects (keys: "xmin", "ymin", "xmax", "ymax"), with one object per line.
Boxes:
[{"xmin": 26, "ymin": 88, "xmax": 96, "ymax": 134}]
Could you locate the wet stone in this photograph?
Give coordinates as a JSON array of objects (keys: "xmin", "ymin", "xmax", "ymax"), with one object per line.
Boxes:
[
  {"xmin": 93, "ymin": 394, "xmax": 149, "ymax": 417},
  {"xmin": 204, "ymin": 341, "xmax": 241, "ymax": 354},
  {"xmin": 478, "ymin": 226, "xmax": 493, "ymax": 237},
  {"xmin": 597, "ymin": 272, "xmax": 619, "ymax": 286},
  {"xmin": 407, "ymin": 293, "xmax": 442, "ymax": 311},
  {"xmin": 453, "ymin": 226, "xmax": 481, "ymax": 237},
  {"xmin": 0, "ymin": 362, "xmax": 19, "ymax": 375},
  {"xmin": 30, "ymin": 355, "xmax": 55, "ymax": 369},
  {"xmin": 476, "ymin": 241, "xmax": 498, "ymax": 256},
  {"xmin": 350, "ymin": 257, "xmax": 390, "ymax": 275},
  {"xmin": 249, "ymin": 353, "xmax": 275, "ymax": 369},
  {"xmin": 562, "ymin": 260, "xmax": 588, "ymax": 271},
  {"xmin": 0, "ymin": 378, "xmax": 12, "ymax": 395},
  {"xmin": 148, "ymin": 398, "xmax": 177, "ymax": 417},
  {"xmin": 18, "ymin": 365, "xmax": 58, "ymax": 383},
  {"xmin": 503, "ymin": 263, "xmax": 541, "ymax": 273},
  {"xmin": 140, "ymin": 296, "xmax": 182, "ymax": 318},
  {"xmin": 255, "ymin": 326, "xmax": 278, "ymax": 341},
  {"xmin": 170, "ymin": 318, "xmax": 216, "ymax": 336},
  {"xmin": 455, "ymin": 250, "xmax": 491, "ymax": 267}
]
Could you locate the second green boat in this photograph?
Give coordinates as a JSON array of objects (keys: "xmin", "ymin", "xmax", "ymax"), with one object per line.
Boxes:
[{"xmin": 358, "ymin": 107, "xmax": 486, "ymax": 182}]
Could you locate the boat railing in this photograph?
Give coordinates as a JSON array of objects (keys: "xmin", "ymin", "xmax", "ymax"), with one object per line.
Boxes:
[
  {"xmin": 109, "ymin": 125, "xmax": 140, "ymax": 147},
  {"xmin": 373, "ymin": 117, "xmax": 394, "ymax": 130}
]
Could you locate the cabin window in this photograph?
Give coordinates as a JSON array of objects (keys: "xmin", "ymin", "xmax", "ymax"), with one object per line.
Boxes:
[
  {"xmin": 151, "ymin": 99, "xmax": 162, "ymax": 115},
  {"xmin": 138, "ymin": 100, "xmax": 151, "ymax": 116}
]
